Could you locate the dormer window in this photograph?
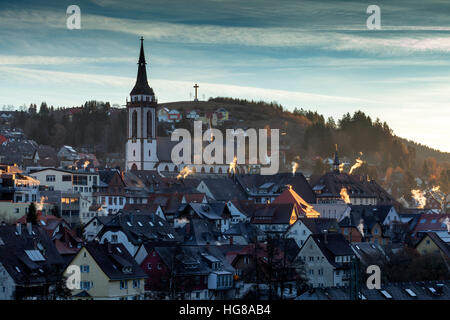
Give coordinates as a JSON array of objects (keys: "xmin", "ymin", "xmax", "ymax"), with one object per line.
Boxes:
[{"xmin": 122, "ymin": 266, "xmax": 132, "ymax": 274}]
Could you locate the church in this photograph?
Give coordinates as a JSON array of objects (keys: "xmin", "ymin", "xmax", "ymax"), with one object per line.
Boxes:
[{"xmin": 125, "ymin": 38, "xmax": 243, "ymax": 175}]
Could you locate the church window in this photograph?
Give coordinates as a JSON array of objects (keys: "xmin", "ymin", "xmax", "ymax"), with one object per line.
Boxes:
[
  {"xmin": 147, "ymin": 111, "xmax": 152, "ymax": 138},
  {"xmin": 132, "ymin": 110, "xmax": 138, "ymax": 138}
]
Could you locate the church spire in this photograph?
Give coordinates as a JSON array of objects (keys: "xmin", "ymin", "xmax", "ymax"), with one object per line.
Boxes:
[
  {"xmin": 333, "ymin": 144, "xmax": 341, "ymax": 173},
  {"xmin": 130, "ymin": 37, "xmax": 155, "ymax": 97}
]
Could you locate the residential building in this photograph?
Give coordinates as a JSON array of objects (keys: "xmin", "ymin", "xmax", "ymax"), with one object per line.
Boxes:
[
  {"xmin": 296, "ymin": 232, "xmax": 355, "ymax": 288},
  {"xmin": 0, "ymin": 223, "xmax": 66, "ymax": 300},
  {"xmin": 64, "ymin": 242, "xmax": 147, "ymax": 300}
]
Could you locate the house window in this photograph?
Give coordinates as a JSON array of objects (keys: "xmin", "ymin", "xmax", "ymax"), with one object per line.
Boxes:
[
  {"xmin": 46, "ymin": 175, "xmax": 55, "ymax": 182},
  {"xmin": 132, "ymin": 110, "xmax": 138, "ymax": 138},
  {"xmin": 62, "ymin": 175, "xmax": 72, "ymax": 182},
  {"xmin": 80, "ymin": 265, "xmax": 90, "ymax": 273},
  {"xmin": 111, "ymin": 235, "xmax": 118, "ymax": 243},
  {"xmin": 120, "ymin": 281, "xmax": 128, "ymax": 290},
  {"xmin": 157, "ymin": 263, "xmax": 162, "ymax": 270},
  {"xmin": 81, "ymin": 281, "xmax": 92, "ymax": 290},
  {"xmin": 147, "ymin": 263, "xmax": 152, "ymax": 270},
  {"xmin": 133, "ymin": 280, "xmax": 140, "ymax": 288}
]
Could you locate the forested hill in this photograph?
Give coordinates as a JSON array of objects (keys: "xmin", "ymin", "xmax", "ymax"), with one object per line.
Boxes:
[{"xmin": 9, "ymin": 98, "xmax": 450, "ymax": 196}]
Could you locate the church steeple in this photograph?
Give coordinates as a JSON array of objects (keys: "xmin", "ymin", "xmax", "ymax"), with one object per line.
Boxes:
[
  {"xmin": 130, "ymin": 37, "xmax": 155, "ymax": 97},
  {"xmin": 333, "ymin": 144, "xmax": 341, "ymax": 173}
]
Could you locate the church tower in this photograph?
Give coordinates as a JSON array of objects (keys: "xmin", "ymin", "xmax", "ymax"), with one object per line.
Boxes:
[{"xmin": 125, "ymin": 37, "xmax": 158, "ymax": 171}]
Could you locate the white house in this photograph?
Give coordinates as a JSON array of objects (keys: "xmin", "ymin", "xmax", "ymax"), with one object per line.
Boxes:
[
  {"xmin": 167, "ymin": 109, "xmax": 182, "ymax": 123},
  {"xmin": 312, "ymin": 203, "xmax": 351, "ymax": 221},
  {"xmin": 157, "ymin": 107, "xmax": 169, "ymax": 122},
  {"xmin": 186, "ymin": 110, "xmax": 200, "ymax": 120},
  {"xmin": 296, "ymin": 233, "xmax": 355, "ymax": 288},
  {"xmin": 29, "ymin": 168, "xmax": 99, "ymax": 197}
]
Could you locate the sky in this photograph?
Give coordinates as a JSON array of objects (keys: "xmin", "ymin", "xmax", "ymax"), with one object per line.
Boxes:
[{"xmin": 0, "ymin": 0, "xmax": 449, "ymax": 152}]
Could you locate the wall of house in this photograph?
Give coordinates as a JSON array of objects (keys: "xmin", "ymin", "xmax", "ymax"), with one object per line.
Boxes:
[
  {"xmin": 140, "ymin": 249, "xmax": 170, "ymax": 292},
  {"xmin": 285, "ymin": 221, "xmax": 311, "ymax": 248},
  {"xmin": 0, "ymin": 263, "xmax": 15, "ymax": 300},
  {"xmin": 100, "ymin": 230, "xmax": 136, "ymax": 256},
  {"xmin": 31, "ymin": 170, "xmax": 73, "ymax": 192},
  {"xmin": 64, "ymin": 247, "xmax": 111, "ymax": 299},
  {"xmin": 83, "ymin": 218, "xmax": 104, "ymax": 241},
  {"xmin": 0, "ymin": 202, "xmax": 29, "ymax": 224},
  {"xmin": 416, "ymin": 235, "xmax": 441, "ymax": 255},
  {"xmin": 340, "ymin": 227, "xmax": 363, "ymax": 243},
  {"xmin": 297, "ymin": 237, "xmax": 335, "ymax": 288},
  {"xmin": 64, "ymin": 247, "xmax": 145, "ymax": 300}
]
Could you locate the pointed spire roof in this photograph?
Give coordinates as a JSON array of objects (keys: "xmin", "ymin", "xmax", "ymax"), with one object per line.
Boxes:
[
  {"xmin": 273, "ymin": 186, "xmax": 320, "ymax": 218},
  {"xmin": 130, "ymin": 37, "xmax": 155, "ymax": 96},
  {"xmin": 333, "ymin": 144, "xmax": 340, "ymax": 166}
]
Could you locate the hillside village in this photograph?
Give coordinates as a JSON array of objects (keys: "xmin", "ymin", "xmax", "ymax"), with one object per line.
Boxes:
[{"xmin": 0, "ymin": 40, "xmax": 449, "ymax": 301}]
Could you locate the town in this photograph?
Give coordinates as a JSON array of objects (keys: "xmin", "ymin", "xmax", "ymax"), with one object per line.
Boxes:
[{"xmin": 0, "ymin": 39, "xmax": 449, "ymax": 301}]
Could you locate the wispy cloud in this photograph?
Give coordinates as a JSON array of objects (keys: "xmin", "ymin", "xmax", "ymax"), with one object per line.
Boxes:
[{"xmin": 2, "ymin": 8, "xmax": 450, "ymax": 54}]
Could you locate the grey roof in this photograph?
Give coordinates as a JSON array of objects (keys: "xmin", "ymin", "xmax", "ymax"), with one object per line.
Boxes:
[
  {"xmin": 236, "ymin": 172, "xmax": 316, "ymax": 204},
  {"xmin": 176, "ymin": 219, "xmax": 227, "ymax": 246},
  {"xmin": 297, "ymin": 217, "xmax": 340, "ymax": 234},
  {"xmin": 224, "ymin": 221, "xmax": 263, "ymax": 240},
  {"xmin": 251, "ymin": 203, "xmax": 296, "ymax": 225},
  {"xmin": 154, "ymin": 245, "xmax": 235, "ymax": 277},
  {"xmin": 309, "ymin": 233, "xmax": 355, "ymax": 267},
  {"xmin": 297, "ymin": 280, "xmax": 450, "ymax": 300},
  {"xmin": 98, "ymin": 213, "xmax": 181, "ymax": 245},
  {"xmin": 0, "ymin": 224, "xmax": 65, "ymax": 286},
  {"xmin": 311, "ymin": 172, "xmax": 398, "ymax": 206},
  {"xmin": 200, "ymin": 178, "xmax": 248, "ymax": 201},
  {"xmin": 83, "ymin": 242, "xmax": 147, "ymax": 280},
  {"xmin": 181, "ymin": 202, "xmax": 229, "ymax": 220}
]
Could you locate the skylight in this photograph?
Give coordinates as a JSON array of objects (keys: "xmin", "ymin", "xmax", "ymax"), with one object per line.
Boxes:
[
  {"xmin": 25, "ymin": 249, "xmax": 46, "ymax": 262},
  {"xmin": 127, "ymin": 222, "xmax": 132, "ymax": 226},
  {"xmin": 138, "ymin": 221, "xmax": 143, "ymax": 226},
  {"xmin": 116, "ymin": 247, "xmax": 122, "ymax": 253},
  {"xmin": 149, "ymin": 222, "xmax": 154, "ymax": 226},
  {"xmin": 405, "ymin": 288, "xmax": 416, "ymax": 297},
  {"xmin": 158, "ymin": 221, "xmax": 163, "ymax": 226},
  {"xmin": 380, "ymin": 290, "xmax": 392, "ymax": 299}
]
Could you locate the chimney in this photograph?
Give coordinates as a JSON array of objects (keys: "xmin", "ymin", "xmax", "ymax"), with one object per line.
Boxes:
[
  {"xmin": 323, "ymin": 229, "xmax": 328, "ymax": 245},
  {"xmin": 27, "ymin": 222, "xmax": 32, "ymax": 235},
  {"xmin": 16, "ymin": 223, "xmax": 21, "ymax": 235},
  {"xmin": 436, "ymin": 283, "xmax": 444, "ymax": 295}
]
